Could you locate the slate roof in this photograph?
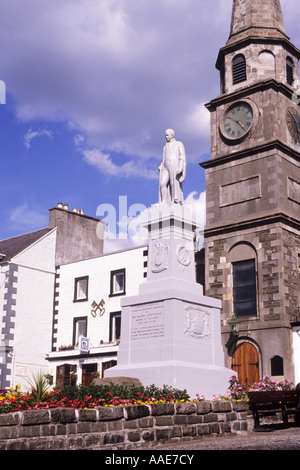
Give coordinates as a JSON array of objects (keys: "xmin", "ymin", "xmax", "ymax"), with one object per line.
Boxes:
[{"xmin": 0, "ymin": 228, "xmax": 51, "ymax": 263}]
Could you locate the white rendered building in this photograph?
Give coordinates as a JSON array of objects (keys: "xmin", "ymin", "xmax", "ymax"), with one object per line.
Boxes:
[
  {"xmin": 1, "ymin": 203, "xmax": 148, "ymax": 390},
  {"xmin": 0, "ymin": 228, "xmax": 57, "ymax": 391},
  {"xmin": 46, "ymin": 245, "xmax": 147, "ymax": 387}
]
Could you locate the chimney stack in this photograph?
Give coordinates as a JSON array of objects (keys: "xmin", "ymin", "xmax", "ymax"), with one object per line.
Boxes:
[{"xmin": 49, "ymin": 203, "xmax": 105, "ymax": 265}]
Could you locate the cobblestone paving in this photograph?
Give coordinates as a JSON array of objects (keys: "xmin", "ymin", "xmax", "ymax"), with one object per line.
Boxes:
[{"xmin": 138, "ymin": 426, "xmax": 300, "ymax": 451}]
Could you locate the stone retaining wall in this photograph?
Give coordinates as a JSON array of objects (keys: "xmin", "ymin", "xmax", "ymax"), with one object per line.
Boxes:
[{"xmin": 0, "ymin": 400, "xmax": 248, "ymax": 450}]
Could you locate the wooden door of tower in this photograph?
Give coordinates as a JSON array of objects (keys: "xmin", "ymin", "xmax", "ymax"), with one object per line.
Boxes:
[{"xmin": 232, "ymin": 342, "xmax": 259, "ymax": 385}]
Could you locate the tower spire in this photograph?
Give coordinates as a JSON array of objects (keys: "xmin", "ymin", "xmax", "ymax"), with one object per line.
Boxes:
[{"xmin": 227, "ymin": 0, "xmax": 288, "ymax": 45}]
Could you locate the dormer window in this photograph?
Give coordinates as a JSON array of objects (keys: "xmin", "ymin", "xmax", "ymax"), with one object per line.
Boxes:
[
  {"xmin": 232, "ymin": 54, "xmax": 247, "ymax": 85},
  {"xmin": 286, "ymin": 57, "xmax": 294, "ymax": 86}
]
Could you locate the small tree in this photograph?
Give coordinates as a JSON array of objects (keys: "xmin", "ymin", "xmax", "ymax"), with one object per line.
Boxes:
[{"xmin": 26, "ymin": 371, "xmax": 51, "ymax": 402}]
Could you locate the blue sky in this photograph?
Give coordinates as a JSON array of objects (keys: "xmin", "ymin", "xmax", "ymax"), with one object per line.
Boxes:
[{"xmin": 1, "ymin": 0, "xmax": 299, "ymax": 251}]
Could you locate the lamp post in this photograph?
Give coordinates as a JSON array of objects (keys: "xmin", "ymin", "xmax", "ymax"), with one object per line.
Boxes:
[
  {"xmin": 226, "ymin": 316, "xmax": 240, "ymax": 356},
  {"xmin": 228, "ymin": 316, "xmax": 240, "ymax": 335}
]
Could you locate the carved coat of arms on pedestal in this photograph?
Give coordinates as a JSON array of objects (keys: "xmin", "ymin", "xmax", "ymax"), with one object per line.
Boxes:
[
  {"xmin": 176, "ymin": 243, "xmax": 192, "ymax": 271},
  {"xmin": 151, "ymin": 242, "xmax": 169, "ymax": 273},
  {"xmin": 184, "ymin": 304, "xmax": 211, "ymax": 341}
]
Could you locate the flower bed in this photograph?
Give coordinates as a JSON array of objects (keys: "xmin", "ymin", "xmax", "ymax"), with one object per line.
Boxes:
[
  {"xmin": 0, "ymin": 384, "xmax": 191, "ymax": 414},
  {"xmin": 0, "ymin": 376, "xmax": 296, "ymax": 414},
  {"xmin": 227, "ymin": 375, "xmax": 295, "ymax": 401}
]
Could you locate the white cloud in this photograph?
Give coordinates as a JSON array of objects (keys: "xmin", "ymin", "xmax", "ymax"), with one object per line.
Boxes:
[
  {"xmin": 82, "ymin": 148, "xmax": 157, "ymax": 180},
  {"xmin": 9, "ymin": 203, "xmax": 48, "ymax": 230},
  {"xmin": 24, "ymin": 128, "xmax": 53, "ymax": 149},
  {"xmin": 184, "ymin": 190, "xmax": 206, "ymax": 227},
  {"xmin": 73, "ymin": 134, "xmax": 85, "ymax": 148},
  {"xmin": 2, "ymin": 1, "xmax": 299, "ymax": 168},
  {"xmin": 0, "ymin": 0, "xmax": 233, "ymax": 165},
  {"xmin": 103, "ymin": 190, "xmax": 206, "ymax": 254},
  {"xmin": 74, "ymin": 133, "xmax": 158, "ymax": 180},
  {"xmin": 186, "ymin": 103, "xmax": 210, "ymax": 139}
]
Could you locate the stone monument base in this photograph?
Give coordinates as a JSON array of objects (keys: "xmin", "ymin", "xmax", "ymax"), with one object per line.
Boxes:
[
  {"xmin": 105, "ymin": 362, "xmax": 233, "ymax": 400},
  {"xmin": 105, "ymin": 286, "xmax": 234, "ymax": 399},
  {"xmin": 92, "ymin": 376, "xmax": 143, "ymax": 387},
  {"xmin": 105, "ymin": 204, "xmax": 235, "ymax": 399}
]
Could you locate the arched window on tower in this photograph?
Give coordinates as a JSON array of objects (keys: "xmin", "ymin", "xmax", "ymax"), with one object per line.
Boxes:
[
  {"xmin": 232, "ymin": 54, "xmax": 247, "ymax": 85},
  {"xmin": 228, "ymin": 243, "xmax": 258, "ymax": 319},
  {"xmin": 286, "ymin": 57, "xmax": 294, "ymax": 86},
  {"xmin": 232, "ymin": 259, "xmax": 257, "ymax": 318}
]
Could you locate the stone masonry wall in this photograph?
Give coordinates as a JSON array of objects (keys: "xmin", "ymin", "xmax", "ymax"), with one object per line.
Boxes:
[{"xmin": 0, "ymin": 401, "xmax": 248, "ymax": 450}]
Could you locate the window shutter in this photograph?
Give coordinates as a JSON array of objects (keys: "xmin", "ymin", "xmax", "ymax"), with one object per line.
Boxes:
[
  {"xmin": 232, "ymin": 55, "xmax": 247, "ymax": 85},
  {"xmin": 286, "ymin": 57, "xmax": 294, "ymax": 86}
]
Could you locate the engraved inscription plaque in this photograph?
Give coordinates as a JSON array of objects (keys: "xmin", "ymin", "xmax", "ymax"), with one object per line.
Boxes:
[{"xmin": 131, "ymin": 302, "xmax": 165, "ymax": 341}]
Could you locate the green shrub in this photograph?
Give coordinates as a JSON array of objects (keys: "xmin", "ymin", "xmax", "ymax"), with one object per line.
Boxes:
[{"xmin": 58, "ymin": 383, "xmax": 190, "ymax": 403}]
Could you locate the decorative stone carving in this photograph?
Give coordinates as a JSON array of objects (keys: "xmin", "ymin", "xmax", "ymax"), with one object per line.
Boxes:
[
  {"xmin": 176, "ymin": 243, "xmax": 192, "ymax": 271},
  {"xmin": 151, "ymin": 242, "xmax": 169, "ymax": 273},
  {"xmin": 91, "ymin": 299, "xmax": 105, "ymax": 317},
  {"xmin": 184, "ymin": 304, "xmax": 211, "ymax": 341}
]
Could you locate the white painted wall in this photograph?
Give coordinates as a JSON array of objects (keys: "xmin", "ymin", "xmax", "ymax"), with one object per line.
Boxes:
[
  {"xmin": 55, "ymin": 246, "xmax": 147, "ymax": 350},
  {"xmin": 0, "ymin": 264, "xmax": 9, "ymax": 385},
  {"xmin": 292, "ymin": 327, "xmax": 300, "ymax": 385},
  {"xmin": 50, "ymin": 245, "xmax": 147, "ymax": 382},
  {"xmin": 10, "ymin": 230, "xmax": 57, "ymax": 390},
  {"xmin": 0, "ymin": 264, "xmax": 9, "ymax": 342}
]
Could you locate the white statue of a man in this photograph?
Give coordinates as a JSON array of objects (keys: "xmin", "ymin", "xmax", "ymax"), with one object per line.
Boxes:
[{"xmin": 159, "ymin": 129, "xmax": 186, "ymax": 205}]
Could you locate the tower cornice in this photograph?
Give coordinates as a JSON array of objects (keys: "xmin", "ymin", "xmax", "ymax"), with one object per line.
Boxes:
[
  {"xmin": 200, "ymin": 139, "xmax": 300, "ymax": 170},
  {"xmin": 203, "ymin": 212, "xmax": 300, "ymax": 238},
  {"xmin": 216, "ymin": 36, "xmax": 300, "ymax": 71},
  {"xmin": 205, "ymin": 78, "xmax": 297, "ymax": 112}
]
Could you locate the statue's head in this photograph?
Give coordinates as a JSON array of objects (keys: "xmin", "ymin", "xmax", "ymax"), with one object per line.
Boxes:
[{"xmin": 165, "ymin": 129, "xmax": 175, "ymax": 142}]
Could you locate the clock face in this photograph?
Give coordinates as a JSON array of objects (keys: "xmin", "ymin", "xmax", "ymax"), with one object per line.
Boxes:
[
  {"xmin": 286, "ymin": 107, "xmax": 300, "ymax": 141},
  {"xmin": 223, "ymin": 102, "xmax": 253, "ymax": 140}
]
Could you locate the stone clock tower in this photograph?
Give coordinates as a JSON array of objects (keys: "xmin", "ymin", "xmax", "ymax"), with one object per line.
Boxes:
[{"xmin": 201, "ymin": 0, "xmax": 300, "ymax": 384}]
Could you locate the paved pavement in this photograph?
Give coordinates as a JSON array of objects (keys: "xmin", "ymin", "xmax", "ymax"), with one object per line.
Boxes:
[{"xmin": 138, "ymin": 425, "xmax": 300, "ymax": 451}]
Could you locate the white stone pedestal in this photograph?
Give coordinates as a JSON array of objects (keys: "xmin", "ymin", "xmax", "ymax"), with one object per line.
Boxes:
[{"xmin": 105, "ymin": 203, "xmax": 235, "ymax": 399}]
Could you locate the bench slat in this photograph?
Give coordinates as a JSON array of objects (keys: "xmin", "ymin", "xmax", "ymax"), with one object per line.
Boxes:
[{"xmin": 248, "ymin": 390, "xmax": 297, "ymax": 404}]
